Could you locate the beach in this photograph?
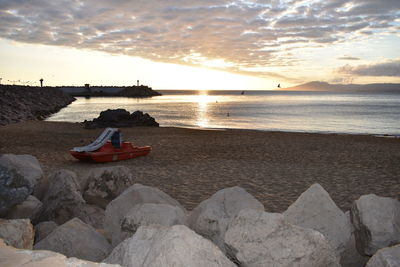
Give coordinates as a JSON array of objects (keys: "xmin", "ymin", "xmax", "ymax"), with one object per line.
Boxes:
[{"xmin": 0, "ymin": 121, "xmax": 399, "ymax": 212}]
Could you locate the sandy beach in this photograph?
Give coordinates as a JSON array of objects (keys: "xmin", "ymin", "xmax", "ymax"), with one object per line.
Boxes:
[{"xmin": 0, "ymin": 121, "xmax": 399, "ymax": 212}]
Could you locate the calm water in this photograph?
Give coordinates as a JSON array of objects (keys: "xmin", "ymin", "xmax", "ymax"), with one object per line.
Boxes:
[{"xmin": 47, "ymin": 90, "xmax": 400, "ymax": 136}]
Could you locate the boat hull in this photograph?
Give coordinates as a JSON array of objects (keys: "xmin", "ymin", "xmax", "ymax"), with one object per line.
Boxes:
[{"xmin": 70, "ymin": 141, "xmax": 151, "ymax": 162}]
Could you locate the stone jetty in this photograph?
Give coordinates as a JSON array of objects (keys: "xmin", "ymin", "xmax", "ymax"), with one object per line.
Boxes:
[{"xmin": 0, "ymin": 85, "xmax": 75, "ymax": 126}]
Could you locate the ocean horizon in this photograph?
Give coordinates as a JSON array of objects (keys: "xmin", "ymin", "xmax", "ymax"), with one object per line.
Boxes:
[{"xmin": 47, "ymin": 90, "xmax": 400, "ymax": 136}]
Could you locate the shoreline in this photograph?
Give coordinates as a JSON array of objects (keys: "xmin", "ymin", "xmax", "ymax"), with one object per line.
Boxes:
[
  {"xmin": 46, "ymin": 118, "xmax": 400, "ymax": 138},
  {"xmin": 1, "ymin": 120, "xmax": 399, "ymax": 213},
  {"xmin": 171, "ymin": 125, "xmax": 400, "ymax": 138}
]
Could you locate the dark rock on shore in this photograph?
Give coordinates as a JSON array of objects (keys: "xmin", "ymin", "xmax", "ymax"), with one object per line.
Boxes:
[
  {"xmin": 0, "ymin": 85, "xmax": 75, "ymax": 126},
  {"xmin": 83, "ymin": 109, "xmax": 159, "ymax": 129}
]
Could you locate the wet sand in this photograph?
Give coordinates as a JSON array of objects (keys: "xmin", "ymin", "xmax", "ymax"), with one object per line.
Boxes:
[{"xmin": 0, "ymin": 121, "xmax": 399, "ymax": 212}]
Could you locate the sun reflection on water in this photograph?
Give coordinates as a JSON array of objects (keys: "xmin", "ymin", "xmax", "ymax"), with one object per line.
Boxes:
[{"xmin": 192, "ymin": 94, "xmax": 218, "ymax": 128}]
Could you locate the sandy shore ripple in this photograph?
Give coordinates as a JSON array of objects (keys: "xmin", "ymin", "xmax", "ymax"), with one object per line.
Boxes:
[{"xmin": 0, "ymin": 121, "xmax": 399, "ymax": 212}]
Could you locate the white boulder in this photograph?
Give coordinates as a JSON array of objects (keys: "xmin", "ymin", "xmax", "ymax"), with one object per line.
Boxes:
[
  {"xmin": 104, "ymin": 183, "xmax": 186, "ymax": 247},
  {"xmin": 351, "ymin": 194, "xmax": 400, "ymax": 255},
  {"xmin": 224, "ymin": 209, "xmax": 340, "ymax": 267},
  {"xmin": 34, "ymin": 217, "xmax": 111, "ymax": 262},
  {"xmin": 188, "ymin": 186, "xmax": 264, "ymax": 250},
  {"xmin": 283, "ymin": 183, "xmax": 352, "ymax": 256},
  {"xmin": 103, "ymin": 225, "xmax": 235, "ymax": 267}
]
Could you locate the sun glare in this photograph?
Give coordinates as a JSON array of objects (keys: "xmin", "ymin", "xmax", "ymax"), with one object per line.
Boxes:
[
  {"xmin": 192, "ymin": 93, "xmax": 219, "ymax": 128},
  {"xmin": 0, "ymin": 38, "xmax": 276, "ymax": 90}
]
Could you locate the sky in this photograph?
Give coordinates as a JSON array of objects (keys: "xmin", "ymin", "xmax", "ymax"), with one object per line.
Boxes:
[{"xmin": 0, "ymin": 0, "xmax": 399, "ymax": 90}]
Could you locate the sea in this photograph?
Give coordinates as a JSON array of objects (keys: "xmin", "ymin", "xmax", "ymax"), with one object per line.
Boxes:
[{"xmin": 46, "ymin": 90, "xmax": 400, "ymax": 136}]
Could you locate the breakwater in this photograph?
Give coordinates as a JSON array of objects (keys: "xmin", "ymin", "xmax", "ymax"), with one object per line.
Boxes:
[
  {"xmin": 0, "ymin": 85, "xmax": 75, "ymax": 125},
  {"xmin": 59, "ymin": 85, "xmax": 161, "ymax": 97}
]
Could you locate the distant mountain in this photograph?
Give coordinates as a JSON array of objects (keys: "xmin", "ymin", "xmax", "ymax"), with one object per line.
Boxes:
[{"xmin": 284, "ymin": 81, "xmax": 400, "ymax": 92}]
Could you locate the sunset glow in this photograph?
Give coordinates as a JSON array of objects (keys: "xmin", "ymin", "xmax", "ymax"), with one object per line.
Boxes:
[{"xmin": 0, "ymin": 0, "xmax": 399, "ymax": 89}]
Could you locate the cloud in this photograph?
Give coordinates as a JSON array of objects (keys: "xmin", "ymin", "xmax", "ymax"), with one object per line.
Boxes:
[
  {"xmin": 0, "ymin": 0, "xmax": 399, "ymax": 81},
  {"xmin": 337, "ymin": 56, "xmax": 361, "ymax": 60},
  {"xmin": 337, "ymin": 60, "xmax": 400, "ymax": 77}
]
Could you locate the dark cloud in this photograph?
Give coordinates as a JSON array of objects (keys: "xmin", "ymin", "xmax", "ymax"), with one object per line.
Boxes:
[
  {"xmin": 0, "ymin": 0, "xmax": 398, "ymax": 79},
  {"xmin": 338, "ymin": 60, "xmax": 400, "ymax": 77}
]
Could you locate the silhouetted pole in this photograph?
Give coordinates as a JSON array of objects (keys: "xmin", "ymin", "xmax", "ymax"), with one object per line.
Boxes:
[
  {"xmin": 137, "ymin": 80, "xmax": 139, "ymax": 86},
  {"xmin": 0, "ymin": 78, "xmax": 2, "ymax": 85},
  {"xmin": 85, "ymin": 84, "xmax": 91, "ymax": 94},
  {"xmin": 40, "ymin": 78, "xmax": 44, "ymax": 87}
]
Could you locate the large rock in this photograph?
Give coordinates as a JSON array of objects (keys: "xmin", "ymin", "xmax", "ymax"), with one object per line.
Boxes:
[
  {"xmin": 351, "ymin": 194, "xmax": 400, "ymax": 256},
  {"xmin": 0, "ymin": 238, "xmax": 119, "ymax": 267},
  {"xmin": 121, "ymin": 203, "xmax": 187, "ymax": 237},
  {"xmin": 39, "ymin": 169, "xmax": 85, "ymax": 224},
  {"xmin": 0, "ymin": 154, "xmax": 46, "ymax": 215},
  {"xmin": 84, "ymin": 166, "xmax": 135, "ymax": 208},
  {"xmin": 0, "ymin": 154, "xmax": 46, "ymax": 198},
  {"xmin": 366, "ymin": 244, "xmax": 400, "ymax": 267},
  {"xmin": 0, "ymin": 166, "xmax": 30, "ymax": 216},
  {"xmin": 6, "ymin": 195, "xmax": 43, "ymax": 222},
  {"xmin": 34, "ymin": 217, "xmax": 111, "ymax": 262},
  {"xmin": 103, "ymin": 225, "xmax": 235, "ymax": 267},
  {"xmin": 188, "ymin": 186, "xmax": 264, "ymax": 250},
  {"xmin": 283, "ymin": 183, "xmax": 352, "ymax": 256},
  {"xmin": 83, "ymin": 109, "xmax": 159, "ymax": 129},
  {"xmin": 105, "ymin": 183, "xmax": 186, "ymax": 247},
  {"xmin": 224, "ymin": 209, "xmax": 340, "ymax": 267},
  {"xmin": 34, "ymin": 221, "xmax": 58, "ymax": 243},
  {"xmin": 0, "ymin": 219, "xmax": 34, "ymax": 249}
]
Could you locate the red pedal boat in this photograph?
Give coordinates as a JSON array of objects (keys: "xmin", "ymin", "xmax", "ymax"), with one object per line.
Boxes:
[
  {"xmin": 69, "ymin": 128, "xmax": 151, "ymax": 162},
  {"xmin": 70, "ymin": 141, "xmax": 151, "ymax": 162}
]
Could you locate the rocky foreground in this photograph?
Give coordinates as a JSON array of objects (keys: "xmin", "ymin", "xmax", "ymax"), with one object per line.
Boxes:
[
  {"xmin": 1, "ymin": 153, "xmax": 400, "ymax": 266},
  {"xmin": 0, "ymin": 85, "xmax": 75, "ymax": 125}
]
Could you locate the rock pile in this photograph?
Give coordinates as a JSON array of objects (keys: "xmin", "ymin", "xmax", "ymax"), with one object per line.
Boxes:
[
  {"xmin": 0, "ymin": 85, "xmax": 75, "ymax": 125},
  {"xmin": 83, "ymin": 109, "xmax": 159, "ymax": 129},
  {"xmin": 1, "ymin": 153, "xmax": 400, "ymax": 267}
]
